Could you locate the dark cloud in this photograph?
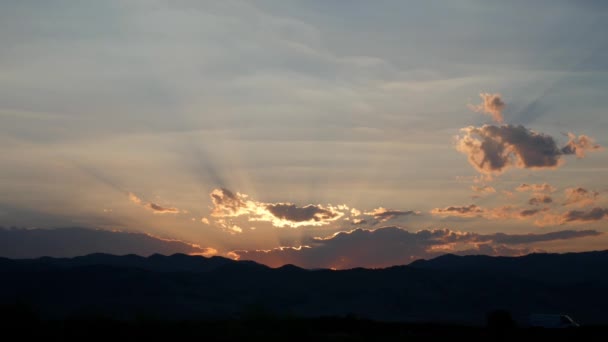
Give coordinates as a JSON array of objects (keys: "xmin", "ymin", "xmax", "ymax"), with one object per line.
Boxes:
[
  {"xmin": 430, "ymin": 204, "xmax": 484, "ymax": 217},
  {"xmin": 520, "ymin": 208, "xmax": 546, "ymax": 217},
  {"xmin": 233, "ymin": 227, "xmax": 601, "ymax": 269},
  {"xmin": 470, "ymin": 93, "xmax": 506, "ymax": 123},
  {"xmin": 364, "ymin": 207, "xmax": 419, "ymax": 222},
  {"xmin": 562, "ymin": 207, "xmax": 608, "ymax": 223},
  {"xmin": 266, "ymin": 203, "xmax": 340, "ymax": 223},
  {"xmin": 456, "ymin": 125, "xmax": 600, "ymax": 175},
  {"xmin": 528, "ymin": 194, "xmax": 553, "ymax": 206},
  {"xmin": 0, "ymin": 227, "xmax": 214, "ymax": 259},
  {"xmin": 563, "ymin": 187, "xmax": 599, "ymax": 207}
]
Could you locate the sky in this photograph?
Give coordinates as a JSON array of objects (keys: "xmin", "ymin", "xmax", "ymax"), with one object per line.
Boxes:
[{"xmin": 1, "ymin": 1, "xmax": 608, "ymax": 269}]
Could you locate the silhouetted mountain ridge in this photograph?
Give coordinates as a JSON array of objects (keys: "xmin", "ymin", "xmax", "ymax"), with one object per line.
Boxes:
[{"xmin": 1, "ymin": 250, "xmax": 608, "ymax": 324}]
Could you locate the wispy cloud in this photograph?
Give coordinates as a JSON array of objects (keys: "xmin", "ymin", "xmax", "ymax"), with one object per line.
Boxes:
[
  {"xmin": 128, "ymin": 192, "xmax": 181, "ymax": 214},
  {"xmin": 364, "ymin": 207, "xmax": 420, "ymax": 222}
]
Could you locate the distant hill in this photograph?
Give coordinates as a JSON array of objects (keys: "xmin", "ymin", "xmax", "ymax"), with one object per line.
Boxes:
[{"xmin": 1, "ymin": 251, "xmax": 607, "ymax": 325}]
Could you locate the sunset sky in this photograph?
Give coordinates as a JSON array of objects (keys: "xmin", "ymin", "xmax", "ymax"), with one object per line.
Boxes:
[{"xmin": 1, "ymin": 1, "xmax": 607, "ymax": 269}]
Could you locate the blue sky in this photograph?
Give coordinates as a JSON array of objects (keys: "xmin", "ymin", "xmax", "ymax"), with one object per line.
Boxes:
[{"xmin": 1, "ymin": 1, "xmax": 607, "ymax": 268}]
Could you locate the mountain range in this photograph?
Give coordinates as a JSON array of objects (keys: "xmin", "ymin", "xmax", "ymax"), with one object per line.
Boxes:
[{"xmin": 1, "ymin": 250, "xmax": 607, "ymax": 325}]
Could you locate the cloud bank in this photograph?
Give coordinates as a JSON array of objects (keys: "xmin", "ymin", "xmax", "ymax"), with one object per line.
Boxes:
[
  {"xmin": 0, "ymin": 227, "xmax": 213, "ymax": 259},
  {"xmin": 233, "ymin": 227, "xmax": 601, "ymax": 269}
]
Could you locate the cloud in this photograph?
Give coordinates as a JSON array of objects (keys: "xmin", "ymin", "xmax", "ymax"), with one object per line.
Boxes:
[
  {"xmin": 456, "ymin": 125, "xmax": 600, "ymax": 175},
  {"xmin": 563, "ymin": 187, "xmax": 599, "ymax": 207},
  {"xmin": 471, "ymin": 185, "xmax": 496, "ymax": 194},
  {"xmin": 430, "ymin": 204, "xmax": 484, "ymax": 218},
  {"xmin": 516, "ymin": 183, "xmax": 556, "ymax": 193},
  {"xmin": 364, "ymin": 207, "xmax": 419, "ymax": 222},
  {"xmin": 233, "ymin": 226, "xmax": 601, "ymax": 269},
  {"xmin": 561, "ymin": 208, "xmax": 608, "ymax": 223},
  {"xmin": 209, "ymin": 188, "xmax": 345, "ymax": 228},
  {"xmin": 128, "ymin": 192, "xmax": 180, "ymax": 214},
  {"xmin": 457, "ymin": 125, "xmax": 561, "ymax": 174},
  {"xmin": 431, "ymin": 204, "xmax": 546, "ymax": 220},
  {"xmin": 519, "ymin": 208, "xmax": 547, "ymax": 217},
  {"xmin": 528, "ymin": 194, "xmax": 553, "ymax": 206},
  {"xmin": 561, "ymin": 133, "xmax": 602, "ymax": 158},
  {"xmin": 0, "ymin": 227, "xmax": 213, "ymax": 258},
  {"xmin": 266, "ymin": 203, "xmax": 341, "ymax": 224},
  {"xmin": 470, "ymin": 93, "xmax": 506, "ymax": 123},
  {"xmin": 201, "ymin": 217, "xmax": 210, "ymax": 225},
  {"xmin": 536, "ymin": 207, "xmax": 608, "ymax": 226}
]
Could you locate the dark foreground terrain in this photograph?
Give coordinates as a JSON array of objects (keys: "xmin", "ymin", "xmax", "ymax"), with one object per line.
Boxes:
[
  {"xmin": 1, "ymin": 250, "xmax": 608, "ymax": 338},
  {"xmin": 1, "ymin": 313, "xmax": 607, "ymax": 341}
]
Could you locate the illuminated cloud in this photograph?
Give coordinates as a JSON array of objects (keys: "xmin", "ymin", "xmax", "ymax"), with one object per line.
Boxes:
[
  {"xmin": 364, "ymin": 207, "xmax": 420, "ymax": 222},
  {"xmin": 470, "ymin": 93, "xmax": 506, "ymax": 123},
  {"xmin": 561, "ymin": 133, "xmax": 601, "ymax": 158},
  {"xmin": 352, "ymin": 218, "xmax": 367, "ymax": 225},
  {"xmin": 456, "ymin": 125, "xmax": 600, "ymax": 175},
  {"xmin": 209, "ymin": 188, "xmax": 345, "ymax": 228},
  {"xmin": 128, "ymin": 192, "xmax": 180, "ymax": 214},
  {"xmin": 516, "ymin": 183, "xmax": 556, "ymax": 193},
  {"xmin": 350, "ymin": 208, "xmax": 362, "ymax": 217},
  {"xmin": 528, "ymin": 194, "xmax": 553, "ymax": 206},
  {"xmin": 563, "ymin": 187, "xmax": 599, "ymax": 207},
  {"xmin": 233, "ymin": 227, "xmax": 601, "ymax": 269}
]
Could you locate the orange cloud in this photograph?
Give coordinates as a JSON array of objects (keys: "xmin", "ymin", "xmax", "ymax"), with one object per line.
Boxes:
[
  {"xmin": 562, "ymin": 133, "xmax": 601, "ymax": 158},
  {"xmin": 563, "ymin": 187, "xmax": 599, "ymax": 207},
  {"xmin": 470, "ymin": 93, "xmax": 506, "ymax": 123}
]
